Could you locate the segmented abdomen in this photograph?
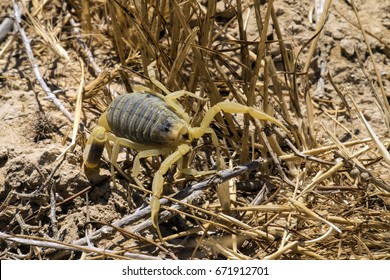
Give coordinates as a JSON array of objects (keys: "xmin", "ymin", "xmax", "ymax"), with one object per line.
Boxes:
[{"xmin": 106, "ymin": 92, "xmax": 182, "ymax": 145}]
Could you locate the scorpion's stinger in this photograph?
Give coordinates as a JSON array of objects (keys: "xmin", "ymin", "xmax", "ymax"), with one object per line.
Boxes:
[
  {"xmin": 83, "ymin": 126, "xmax": 107, "ymax": 169},
  {"xmin": 83, "ymin": 112, "xmax": 111, "ymax": 169}
]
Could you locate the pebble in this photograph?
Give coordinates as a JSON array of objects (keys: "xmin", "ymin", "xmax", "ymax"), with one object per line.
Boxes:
[{"xmin": 340, "ymin": 38, "xmax": 355, "ymax": 58}]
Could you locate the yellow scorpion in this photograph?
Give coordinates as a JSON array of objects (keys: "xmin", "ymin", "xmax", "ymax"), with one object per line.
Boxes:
[{"xmin": 83, "ymin": 62, "xmax": 288, "ymax": 232}]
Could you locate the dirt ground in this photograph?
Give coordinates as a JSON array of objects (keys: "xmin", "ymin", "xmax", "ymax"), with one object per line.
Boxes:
[{"xmin": 0, "ymin": 0, "xmax": 389, "ymax": 260}]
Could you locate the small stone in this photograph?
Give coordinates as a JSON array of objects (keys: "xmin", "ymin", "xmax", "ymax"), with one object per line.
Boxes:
[
  {"xmin": 383, "ymin": 20, "xmax": 390, "ymax": 30},
  {"xmin": 275, "ymin": 7, "xmax": 285, "ymax": 16},
  {"xmin": 340, "ymin": 38, "xmax": 356, "ymax": 59}
]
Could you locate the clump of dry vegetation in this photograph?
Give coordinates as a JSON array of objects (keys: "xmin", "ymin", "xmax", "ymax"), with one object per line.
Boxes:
[{"xmin": 0, "ymin": 0, "xmax": 389, "ymax": 260}]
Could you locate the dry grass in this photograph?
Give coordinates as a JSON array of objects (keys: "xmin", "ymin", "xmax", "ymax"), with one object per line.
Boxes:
[{"xmin": 0, "ymin": 0, "xmax": 389, "ymax": 260}]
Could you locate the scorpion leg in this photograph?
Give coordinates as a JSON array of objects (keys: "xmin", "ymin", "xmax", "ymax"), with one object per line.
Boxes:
[
  {"xmin": 150, "ymin": 143, "xmax": 191, "ymax": 230},
  {"xmin": 202, "ymin": 127, "xmax": 232, "ymax": 211},
  {"xmin": 165, "ymin": 90, "xmax": 206, "ymax": 102},
  {"xmin": 147, "ymin": 61, "xmax": 207, "ymax": 123},
  {"xmin": 163, "ymin": 90, "xmax": 207, "ymax": 123},
  {"xmin": 147, "ymin": 61, "xmax": 171, "ymax": 95},
  {"xmin": 192, "ymin": 126, "xmax": 231, "ymax": 212},
  {"xmin": 106, "ymin": 135, "xmax": 158, "ymax": 188},
  {"xmin": 132, "ymin": 147, "xmax": 174, "ymax": 178}
]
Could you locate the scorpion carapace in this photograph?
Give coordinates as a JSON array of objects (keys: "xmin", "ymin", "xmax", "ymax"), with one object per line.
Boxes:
[{"xmin": 107, "ymin": 93, "xmax": 188, "ymax": 145}]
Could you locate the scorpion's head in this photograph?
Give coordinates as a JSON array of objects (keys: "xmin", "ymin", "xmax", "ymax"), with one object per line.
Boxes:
[{"xmin": 152, "ymin": 117, "xmax": 189, "ymax": 146}]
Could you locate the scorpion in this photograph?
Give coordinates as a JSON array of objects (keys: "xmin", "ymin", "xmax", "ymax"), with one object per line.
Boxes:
[{"xmin": 83, "ymin": 62, "xmax": 289, "ymax": 234}]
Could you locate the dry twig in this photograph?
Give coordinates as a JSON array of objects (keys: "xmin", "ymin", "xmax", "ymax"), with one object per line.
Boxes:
[{"xmin": 12, "ymin": 0, "xmax": 74, "ymax": 123}]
